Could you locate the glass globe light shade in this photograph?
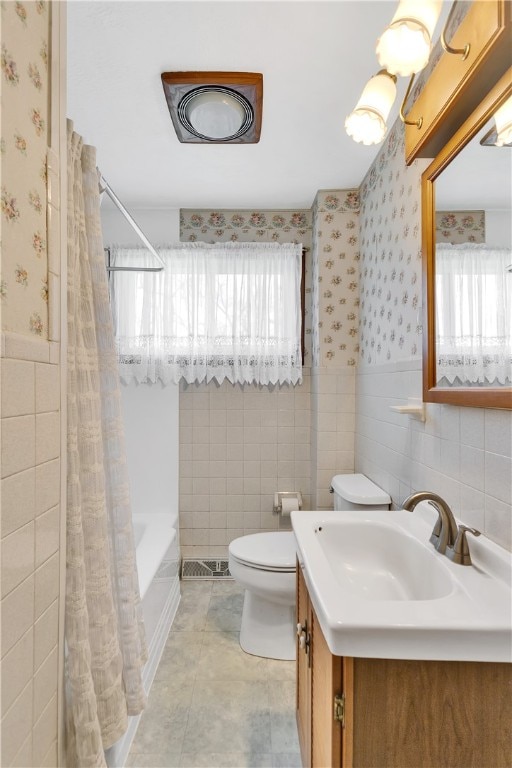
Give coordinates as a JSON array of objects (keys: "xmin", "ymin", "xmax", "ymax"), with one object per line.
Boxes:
[
  {"xmin": 494, "ymin": 96, "xmax": 512, "ymax": 147},
  {"xmin": 345, "ymin": 71, "xmax": 397, "ymax": 145},
  {"xmin": 185, "ymin": 91, "xmax": 247, "ymax": 140},
  {"xmin": 376, "ymin": 0, "xmax": 443, "ymax": 76}
]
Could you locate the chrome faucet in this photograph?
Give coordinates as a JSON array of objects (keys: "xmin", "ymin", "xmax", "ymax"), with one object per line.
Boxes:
[{"xmin": 402, "ymin": 491, "xmax": 460, "ymax": 555}]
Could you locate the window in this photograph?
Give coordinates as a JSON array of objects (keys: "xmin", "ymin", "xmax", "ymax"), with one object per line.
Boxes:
[{"xmin": 110, "ymin": 242, "xmax": 303, "ymax": 386}]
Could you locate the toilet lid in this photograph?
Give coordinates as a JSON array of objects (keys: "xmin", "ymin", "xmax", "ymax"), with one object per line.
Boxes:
[{"xmin": 229, "ymin": 532, "xmax": 297, "ymax": 571}]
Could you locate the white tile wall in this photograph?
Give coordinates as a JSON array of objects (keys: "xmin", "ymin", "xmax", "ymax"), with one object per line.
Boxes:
[
  {"xmin": 1, "ymin": 345, "xmax": 62, "ymax": 768},
  {"xmin": 179, "ymin": 372, "xmax": 312, "ymax": 559},
  {"xmin": 310, "ymin": 368, "xmax": 355, "ymax": 508},
  {"xmin": 355, "ymin": 360, "xmax": 512, "ymax": 551}
]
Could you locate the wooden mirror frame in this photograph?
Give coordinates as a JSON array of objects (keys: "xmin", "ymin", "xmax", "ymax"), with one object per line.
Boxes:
[{"xmin": 422, "ymin": 66, "xmax": 512, "ymax": 409}]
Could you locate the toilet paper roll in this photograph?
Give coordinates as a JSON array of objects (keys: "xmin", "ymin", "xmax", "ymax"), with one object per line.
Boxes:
[{"xmin": 281, "ymin": 497, "xmax": 299, "ymax": 517}]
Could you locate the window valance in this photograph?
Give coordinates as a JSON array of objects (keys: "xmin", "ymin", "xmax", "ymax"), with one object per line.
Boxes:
[{"xmin": 110, "ymin": 242, "xmax": 303, "ymax": 386}]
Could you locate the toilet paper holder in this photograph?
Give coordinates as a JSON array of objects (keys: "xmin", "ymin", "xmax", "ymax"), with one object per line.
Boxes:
[{"xmin": 273, "ymin": 491, "xmax": 303, "ymax": 515}]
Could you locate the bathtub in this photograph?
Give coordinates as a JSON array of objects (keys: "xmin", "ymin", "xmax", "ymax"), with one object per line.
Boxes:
[
  {"xmin": 105, "ymin": 512, "xmax": 181, "ymax": 768},
  {"xmin": 133, "ymin": 512, "xmax": 177, "ymax": 598}
]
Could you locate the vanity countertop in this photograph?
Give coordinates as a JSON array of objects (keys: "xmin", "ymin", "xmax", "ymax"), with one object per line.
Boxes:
[{"xmin": 291, "ymin": 505, "xmax": 512, "ymax": 662}]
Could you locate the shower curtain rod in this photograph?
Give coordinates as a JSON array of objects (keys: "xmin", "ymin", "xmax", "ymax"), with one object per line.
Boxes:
[{"xmin": 98, "ymin": 174, "xmax": 165, "ymax": 272}]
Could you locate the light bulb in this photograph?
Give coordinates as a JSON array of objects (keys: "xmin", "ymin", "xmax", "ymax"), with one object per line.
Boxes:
[
  {"xmin": 345, "ymin": 71, "xmax": 397, "ymax": 145},
  {"xmin": 376, "ymin": 0, "xmax": 443, "ymax": 76},
  {"xmin": 494, "ymin": 96, "xmax": 512, "ymax": 147}
]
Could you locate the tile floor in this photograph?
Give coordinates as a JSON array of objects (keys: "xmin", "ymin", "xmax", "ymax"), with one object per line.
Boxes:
[{"xmin": 127, "ymin": 580, "xmax": 302, "ymax": 768}]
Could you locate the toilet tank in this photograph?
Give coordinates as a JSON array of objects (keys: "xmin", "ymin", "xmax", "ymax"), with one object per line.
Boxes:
[{"xmin": 330, "ymin": 473, "xmax": 391, "ymax": 511}]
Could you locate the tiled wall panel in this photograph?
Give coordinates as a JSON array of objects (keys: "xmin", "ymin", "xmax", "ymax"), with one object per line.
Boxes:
[
  {"xmin": 1, "ymin": 2, "xmax": 63, "ymax": 764},
  {"xmin": 179, "ymin": 374, "xmax": 312, "ymax": 560}
]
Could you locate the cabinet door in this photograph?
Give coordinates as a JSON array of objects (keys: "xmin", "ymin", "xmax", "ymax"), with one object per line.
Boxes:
[
  {"xmin": 310, "ymin": 607, "xmax": 342, "ymax": 768},
  {"xmin": 296, "ymin": 564, "xmax": 311, "ymax": 766}
]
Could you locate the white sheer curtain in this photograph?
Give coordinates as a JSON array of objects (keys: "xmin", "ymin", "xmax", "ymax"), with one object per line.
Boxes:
[
  {"xmin": 436, "ymin": 243, "xmax": 512, "ymax": 386},
  {"xmin": 110, "ymin": 242, "xmax": 303, "ymax": 386},
  {"xmin": 66, "ymin": 122, "xmax": 147, "ymax": 767}
]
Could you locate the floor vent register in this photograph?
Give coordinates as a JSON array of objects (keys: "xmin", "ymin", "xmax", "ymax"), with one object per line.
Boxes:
[{"xmin": 181, "ymin": 558, "xmax": 232, "ymax": 580}]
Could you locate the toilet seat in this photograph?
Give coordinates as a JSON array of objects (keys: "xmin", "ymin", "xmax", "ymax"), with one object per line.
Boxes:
[{"xmin": 229, "ymin": 532, "xmax": 296, "ymax": 573}]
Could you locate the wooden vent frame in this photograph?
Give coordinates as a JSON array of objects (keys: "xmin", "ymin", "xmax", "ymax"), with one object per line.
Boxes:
[{"xmin": 161, "ymin": 71, "xmax": 263, "ymax": 144}]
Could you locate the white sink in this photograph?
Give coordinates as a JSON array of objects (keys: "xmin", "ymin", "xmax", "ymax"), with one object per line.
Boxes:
[
  {"xmin": 315, "ymin": 519, "xmax": 451, "ymax": 602},
  {"xmin": 291, "ymin": 506, "xmax": 512, "ymax": 662}
]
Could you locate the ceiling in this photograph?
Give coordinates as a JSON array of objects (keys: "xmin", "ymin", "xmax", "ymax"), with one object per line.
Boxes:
[{"xmin": 67, "ymin": 0, "xmax": 452, "ymax": 211}]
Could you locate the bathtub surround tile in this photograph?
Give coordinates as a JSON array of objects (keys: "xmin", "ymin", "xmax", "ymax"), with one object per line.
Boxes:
[
  {"xmin": 1, "ymin": 467, "xmax": 36, "ymax": 538},
  {"xmin": 11, "ymin": 734, "xmax": 33, "ymax": 768},
  {"xmin": 1, "ymin": 359, "xmax": 35, "ymax": 417},
  {"xmin": 1, "ymin": 522, "xmax": 35, "ymax": 598},
  {"xmin": 0, "ymin": 629, "xmax": 34, "ymax": 714},
  {"xmin": 0, "ymin": 681, "xmax": 34, "ymax": 767},
  {"xmin": 32, "ymin": 694, "xmax": 58, "ymax": 768},
  {"xmin": 1, "ymin": 575, "xmax": 35, "ymax": 657},
  {"xmin": 35, "ymin": 362, "xmax": 60, "ymax": 413},
  {"xmin": 34, "ymin": 599, "xmax": 59, "ymax": 669},
  {"xmin": 34, "ymin": 551, "xmax": 60, "ymax": 619},
  {"xmin": 33, "ymin": 646, "xmax": 59, "ymax": 722},
  {"xmin": 1, "ymin": 415, "xmax": 36, "ymax": 478},
  {"xmin": 35, "ymin": 458, "xmax": 60, "ymax": 516},
  {"xmin": 35, "ymin": 411, "xmax": 60, "ymax": 464}
]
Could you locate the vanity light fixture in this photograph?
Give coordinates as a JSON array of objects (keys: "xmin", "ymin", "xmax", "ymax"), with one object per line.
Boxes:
[
  {"xmin": 345, "ymin": 70, "xmax": 397, "ymax": 145},
  {"xmin": 493, "ymin": 95, "xmax": 512, "ymax": 146},
  {"xmin": 480, "ymin": 94, "xmax": 512, "ymax": 147},
  {"xmin": 161, "ymin": 71, "xmax": 263, "ymax": 144},
  {"xmin": 346, "ymin": 0, "xmax": 472, "ymax": 145},
  {"xmin": 376, "ymin": 0, "xmax": 443, "ymax": 77}
]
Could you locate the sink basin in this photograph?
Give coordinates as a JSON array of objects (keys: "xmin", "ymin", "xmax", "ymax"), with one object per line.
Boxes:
[
  {"xmin": 315, "ymin": 520, "xmax": 451, "ymax": 601},
  {"xmin": 291, "ymin": 507, "xmax": 512, "ymax": 663}
]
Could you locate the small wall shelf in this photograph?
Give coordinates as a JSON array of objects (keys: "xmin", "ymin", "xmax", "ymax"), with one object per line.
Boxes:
[{"xmin": 389, "ymin": 400, "xmax": 426, "ymax": 422}]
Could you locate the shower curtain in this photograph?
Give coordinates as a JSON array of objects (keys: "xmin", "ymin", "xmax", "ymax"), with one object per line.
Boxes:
[{"xmin": 65, "ymin": 120, "xmax": 147, "ymax": 767}]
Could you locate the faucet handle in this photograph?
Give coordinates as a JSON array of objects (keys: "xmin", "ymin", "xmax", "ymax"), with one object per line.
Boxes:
[{"xmin": 446, "ymin": 525, "xmax": 481, "ymax": 566}]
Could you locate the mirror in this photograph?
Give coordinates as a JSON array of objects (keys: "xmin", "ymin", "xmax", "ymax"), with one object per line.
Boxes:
[{"xmin": 422, "ymin": 67, "xmax": 512, "ymax": 408}]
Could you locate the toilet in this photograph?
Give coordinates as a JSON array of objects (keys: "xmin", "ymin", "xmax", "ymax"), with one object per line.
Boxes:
[{"xmin": 228, "ymin": 474, "xmax": 391, "ymax": 661}]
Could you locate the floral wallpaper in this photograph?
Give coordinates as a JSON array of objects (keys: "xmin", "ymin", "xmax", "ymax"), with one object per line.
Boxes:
[
  {"xmin": 311, "ymin": 190, "xmax": 360, "ymax": 367},
  {"xmin": 359, "ymin": 122, "xmax": 429, "ymax": 365},
  {"xmin": 180, "ymin": 208, "xmax": 313, "ymax": 362},
  {"xmin": 436, "ymin": 210, "xmax": 485, "ymax": 244},
  {"xmin": 1, "ymin": 0, "xmax": 49, "ymax": 338}
]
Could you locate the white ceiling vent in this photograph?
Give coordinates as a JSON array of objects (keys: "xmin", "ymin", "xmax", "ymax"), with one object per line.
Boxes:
[{"xmin": 161, "ymin": 71, "xmax": 263, "ymax": 144}]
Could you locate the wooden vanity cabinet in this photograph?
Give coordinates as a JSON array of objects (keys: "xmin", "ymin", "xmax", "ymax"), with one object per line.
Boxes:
[{"xmin": 296, "ymin": 564, "xmax": 512, "ymax": 768}]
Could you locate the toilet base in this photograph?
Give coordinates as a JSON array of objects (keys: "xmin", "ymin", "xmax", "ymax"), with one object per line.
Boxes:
[{"xmin": 239, "ymin": 589, "xmax": 296, "ymax": 661}]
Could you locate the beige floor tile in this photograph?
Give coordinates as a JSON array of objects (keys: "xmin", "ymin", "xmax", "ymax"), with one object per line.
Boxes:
[
  {"xmin": 271, "ymin": 754, "xmax": 303, "ymax": 767},
  {"xmin": 182, "ymin": 680, "xmax": 270, "ymax": 754},
  {"xmin": 128, "ymin": 581, "xmax": 300, "ymax": 767},
  {"xmin": 126, "ymin": 752, "xmax": 182, "ymax": 767},
  {"xmin": 204, "ymin": 591, "xmax": 244, "ymax": 632},
  {"xmin": 266, "ymin": 657, "xmax": 296, "ymax": 682},
  {"xmin": 198, "ymin": 631, "xmax": 268, "ymax": 682},
  {"xmin": 180, "ymin": 752, "xmax": 273, "ymax": 767},
  {"xmin": 130, "ymin": 682, "xmax": 193, "ymax": 755},
  {"xmin": 268, "ymin": 682, "xmax": 300, "ymax": 754}
]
